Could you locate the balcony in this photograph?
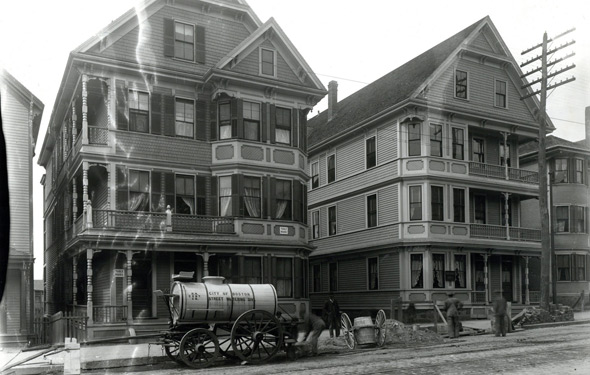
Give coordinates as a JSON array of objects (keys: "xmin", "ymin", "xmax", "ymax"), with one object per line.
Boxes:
[
  {"xmin": 470, "ymin": 224, "xmax": 541, "ymax": 242},
  {"xmin": 469, "ymin": 162, "xmax": 538, "ymax": 184},
  {"xmin": 403, "ymin": 222, "xmax": 540, "ymax": 243}
]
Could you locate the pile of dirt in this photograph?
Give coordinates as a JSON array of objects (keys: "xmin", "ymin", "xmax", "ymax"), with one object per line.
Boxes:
[
  {"xmin": 516, "ymin": 305, "xmax": 574, "ymax": 326},
  {"xmin": 384, "ymin": 320, "xmax": 444, "ymax": 346}
]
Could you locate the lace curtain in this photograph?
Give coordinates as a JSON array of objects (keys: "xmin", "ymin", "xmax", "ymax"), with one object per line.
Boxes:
[
  {"xmin": 244, "ymin": 187, "xmax": 260, "ymax": 217},
  {"xmin": 220, "ymin": 188, "xmax": 232, "ymax": 216}
]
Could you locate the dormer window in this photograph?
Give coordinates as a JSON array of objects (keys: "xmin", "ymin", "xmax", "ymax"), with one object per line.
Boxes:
[
  {"xmin": 174, "ymin": 22, "xmax": 194, "ymax": 61},
  {"xmin": 260, "ymin": 48, "xmax": 276, "ymax": 77},
  {"xmin": 455, "ymin": 70, "xmax": 468, "ymax": 99},
  {"xmin": 495, "ymin": 80, "xmax": 507, "ymax": 108}
]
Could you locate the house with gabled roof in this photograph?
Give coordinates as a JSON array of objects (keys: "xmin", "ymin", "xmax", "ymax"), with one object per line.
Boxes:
[
  {"xmin": 307, "ymin": 16, "xmax": 551, "ymax": 318},
  {"xmin": 37, "ymin": 0, "xmax": 325, "ymax": 340}
]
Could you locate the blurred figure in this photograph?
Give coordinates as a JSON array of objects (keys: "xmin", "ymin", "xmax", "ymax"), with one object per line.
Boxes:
[
  {"xmin": 444, "ymin": 292, "xmax": 463, "ymax": 338},
  {"xmin": 302, "ymin": 312, "xmax": 326, "ymax": 356},
  {"xmin": 493, "ymin": 290, "xmax": 508, "ymax": 337},
  {"xmin": 322, "ymin": 294, "xmax": 340, "ymax": 338}
]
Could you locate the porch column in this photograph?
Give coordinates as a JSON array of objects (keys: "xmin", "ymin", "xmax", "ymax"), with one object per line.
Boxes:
[
  {"xmin": 72, "ymin": 178, "xmax": 78, "ymax": 223},
  {"xmin": 502, "ymin": 131, "xmax": 509, "ymax": 180},
  {"xmin": 502, "ymin": 192, "xmax": 511, "ymax": 240},
  {"xmin": 126, "ymin": 250, "xmax": 133, "ymax": 322},
  {"xmin": 83, "ymin": 162, "xmax": 89, "ymax": 212},
  {"xmin": 484, "ymin": 254, "xmax": 489, "ymax": 304},
  {"xmin": 524, "ymin": 256, "xmax": 530, "ymax": 305},
  {"xmin": 71, "ymin": 106, "xmax": 77, "ymax": 148},
  {"xmin": 201, "ymin": 252, "xmax": 211, "ymax": 278},
  {"xmin": 73, "ymin": 257, "xmax": 78, "ymax": 306},
  {"xmin": 82, "ymin": 74, "xmax": 88, "ymax": 145},
  {"xmin": 86, "ymin": 249, "xmax": 94, "ymax": 324}
]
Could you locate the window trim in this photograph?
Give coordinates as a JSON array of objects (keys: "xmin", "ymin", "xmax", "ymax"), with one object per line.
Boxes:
[
  {"xmin": 472, "ymin": 137, "xmax": 485, "ymax": 163},
  {"xmin": 127, "ymin": 168, "xmax": 151, "ymax": 212},
  {"xmin": 328, "ymin": 205, "xmax": 337, "ymax": 236},
  {"xmin": 367, "ymin": 194, "xmax": 377, "ymax": 228},
  {"xmin": 327, "ymin": 154, "xmax": 336, "ymax": 183},
  {"xmin": 128, "ymin": 90, "xmax": 150, "ymax": 133},
  {"xmin": 175, "ymin": 97, "xmax": 195, "ymax": 139},
  {"xmin": 175, "ymin": 174, "xmax": 196, "ymax": 215},
  {"xmin": 260, "ymin": 47, "xmax": 277, "ymax": 77},
  {"xmin": 311, "ymin": 210, "xmax": 320, "ymax": 239},
  {"xmin": 312, "ymin": 264, "xmax": 322, "ymax": 293},
  {"xmin": 557, "ymin": 254, "xmax": 571, "ymax": 281},
  {"xmin": 310, "ymin": 161, "xmax": 319, "ymax": 189},
  {"xmin": 243, "ymin": 255, "xmax": 263, "ymax": 284},
  {"xmin": 219, "ymin": 175, "xmax": 233, "ymax": 217},
  {"xmin": 366, "ymin": 136, "xmax": 376, "ymax": 169},
  {"xmin": 432, "ymin": 253, "xmax": 445, "ymax": 289},
  {"xmin": 494, "ymin": 79, "xmax": 507, "ymax": 108},
  {"xmin": 554, "ymin": 158, "xmax": 569, "ymax": 183},
  {"xmin": 453, "ymin": 188, "xmax": 466, "ymax": 223},
  {"xmin": 408, "ymin": 123, "xmax": 422, "ymax": 157},
  {"xmin": 243, "ymin": 100, "xmax": 261, "ymax": 142},
  {"xmin": 274, "ymin": 256, "xmax": 293, "ymax": 298},
  {"xmin": 409, "ymin": 185, "xmax": 422, "ymax": 221},
  {"xmin": 410, "ymin": 253, "xmax": 424, "ymax": 289},
  {"xmin": 452, "ymin": 127, "xmax": 465, "ymax": 160},
  {"xmin": 243, "ymin": 175, "xmax": 262, "ymax": 218},
  {"xmin": 499, "ymin": 142, "xmax": 511, "ymax": 167},
  {"xmin": 329, "ymin": 262, "xmax": 338, "ymax": 292},
  {"xmin": 430, "ymin": 124, "xmax": 443, "ymax": 157},
  {"xmin": 218, "ymin": 101, "xmax": 232, "ymax": 140},
  {"xmin": 555, "ymin": 205, "xmax": 569, "ymax": 233},
  {"xmin": 574, "ymin": 158, "xmax": 584, "ymax": 184},
  {"xmin": 431, "ymin": 185, "xmax": 444, "ymax": 221},
  {"xmin": 275, "ymin": 106, "xmax": 292, "ymax": 145},
  {"xmin": 454, "ymin": 254, "xmax": 467, "ymax": 289},
  {"xmin": 455, "ymin": 69, "xmax": 469, "ymax": 100},
  {"xmin": 367, "ymin": 257, "xmax": 379, "ymax": 290},
  {"xmin": 474, "ymin": 194, "xmax": 486, "ymax": 224},
  {"xmin": 174, "ymin": 20, "xmax": 195, "ymax": 62},
  {"xmin": 275, "ymin": 178, "xmax": 292, "ymax": 221}
]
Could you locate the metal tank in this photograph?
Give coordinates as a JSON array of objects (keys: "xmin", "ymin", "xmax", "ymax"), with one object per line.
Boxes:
[{"xmin": 170, "ymin": 276, "xmax": 277, "ymax": 325}]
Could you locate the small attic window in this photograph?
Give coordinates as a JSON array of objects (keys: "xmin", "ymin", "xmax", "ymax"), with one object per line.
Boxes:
[
  {"xmin": 455, "ymin": 70, "xmax": 468, "ymax": 99},
  {"xmin": 260, "ymin": 48, "xmax": 276, "ymax": 77}
]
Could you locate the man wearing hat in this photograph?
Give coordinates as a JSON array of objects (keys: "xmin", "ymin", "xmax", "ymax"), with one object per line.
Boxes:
[
  {"xmin": 492, "ymin": 290, "xmax": 508, "ymax": 337},
  {"xmin": 443, "ymin": 292, "xmax": 463, "ymax": 338}
]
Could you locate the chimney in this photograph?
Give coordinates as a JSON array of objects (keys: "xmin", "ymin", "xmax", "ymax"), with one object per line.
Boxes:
[
  {"xmin": 328, "ymin": 80, "xmax": 338, "ymax": 121},
  {"xmin": 586, "ymin": 106, "xmax": 590, "ymax": 149}
]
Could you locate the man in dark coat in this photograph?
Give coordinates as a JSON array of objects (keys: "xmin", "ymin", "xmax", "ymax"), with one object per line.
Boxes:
[
  {"xmin": 323, "ymin": 294, "xmax": 340, "ymax": 338},
  {"xmin": 302, "ymin": 312, "xmax": 326, "ymax": 356},
  {"xmin": 443, "ymin": 292, "xmax": 463, "ymax": 338},
  {"xmin": 492, "ymin": 290, "xmax": 508, "ymax": 337}
]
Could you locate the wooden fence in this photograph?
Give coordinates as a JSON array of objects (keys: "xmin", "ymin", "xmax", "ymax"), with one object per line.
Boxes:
[{"xmin": 33, "ymin": 311, "xmax": 88, "ymax": 345}]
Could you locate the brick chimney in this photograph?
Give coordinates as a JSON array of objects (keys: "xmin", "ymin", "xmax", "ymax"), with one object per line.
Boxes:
[
  {"xmin": 328, "ymin": 80, "xmax": 338, "ymax": 122},
  {"xmin": 586, "ymin": 106, "xmax": 590, "ymax": 149}
]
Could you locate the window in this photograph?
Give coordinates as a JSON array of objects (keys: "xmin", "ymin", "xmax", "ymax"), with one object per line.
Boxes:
[
  {"xmin": 327, "ymin": 154, "xmax": 335, "ymax": 183},
  {"xmin": 455, "ymin": 70, "xmax": 468, "ymax": 99},
  {"xmin": 243, "ymin": 101, "xmax": 260, "ymax": 141},
  {"xmin": 500, "ymin": 143, "xmax": 511, "ymax": 167},
  {"xmin": 572, "ymin": 206, "xmax": 586, "ymax": 233},
  {"xmin": 175, "ymin": 98, "xmax": 194, "ymax": 138},
  {"xmin": 432, "ymin": 254, "xmax": 445, "ymax": 288},
  {"xmin": 368, "ymin": 257, "xmax": 379, "ymax": 290},
  {"xmin": 329, "ymin": 262, "xmax": 337, "ymax": 292},
  {"xmin": 366, "ymin": 137, "xmax": 376, "ymax": 168},
  {"xmin": 452, "ymin": 128, "xmax": 464, "ymax": 160},
  {"xmin": 312, "ymin": 210, "xmax": 320, "ymax": 239},
  {"xmin": 129, "ymin": 91, "xmax": 149, "ymax": 133},
  {"xmin": 474, "ymin": 195, "xmax": 486, "ymax": 224},
  {"xmin": 574, "ymin": 255, "xmax": 586, "ymax": 281},
  {"xmin": 275, "ymin": 107, "xmax": 291, "ymax": 144},
  {"xmin": 409, "ymin": 186, "xmax": 422, "ymax": 221},
  {"xmin": 328, "ymin": 206, "xmax": 337, "ymax": 235},
  {"xmin": 557, "ymin": 255, "xmax": 571, "ymax": 281},
  {"xmin": 431, "ymin": 186, "xmax": 444, "ymax": 221},
  {"xmin": 554, "ymin": 158, "xmax": 568, "ymax": 183},
  {"xmin": 218, "ymin": 102, "xmax": 231, "ymax": 139},
  {"xmin": 430, "ymin": 124, "xmax": 442, "ymax": 157},
  {"xmin": 243, "ymin": 257, "xmax": 262, "ymax": 284},
  {"xmin": 128, "ymin": 170, "xmax": 150, "ymax": 211},
  {"xmin": 175, "ymin": 175, "xmax": 195, "ymax": 214},
  {"xmin": 216, "ymin": 256, "xmax": 235, "ymax": 283},
  {"xmin": 174, "ymin": 21, "xmax": 194, "ymax": 60},
  {"xmin": 408, "ymin": 123, "xmax": 421, "ymax": 156},
  {"xmin": 219, "ymin": 176, "xmax": 232, "ymax": 216},
  {"xmin": 275, "ymin": 179, "xmax": 292, "ymax": 220},
  {"xmin": 411, "ymin": 254, "xmax": 423, "ymax": 288},
  {"xmin": 367, "ymin": 194, "xmax": 377, "ymax": 228},
  {"xmin": 495, "ymin": 80, "xmax": 507, "ymax": 108},
  {"xmin": 472, "ymin": 138, "xmax": 485, "ymax": 163},
  {"xmin": 575, "ymin": 159, "xmax": 584, "ymax": 184},
  {"xmin": 261, "ymin": 48, "xmax": 275, "ymax": 76},
  {"xmin": 244, "ymin": 176, "xmax": 261, "ymax": 218},
  {"xmin": 454, "ymin": 255, "xmax": 466, "ymax": 288},
  {"xmin": 312, "ymin": 264, "xmax": 321, "ymax": 293},
  {"xmin": 453, "ymin": 188, "xmax": 465, "ymax": 223},
  {"xmin": 555, "ymin": 206, "xmax": 569, "ymax": 232},
  {"xmin": 311, "ymin": 162, "xmax": 319, "ymax": 189},
  {"xmin": 275, "ymin": 258, "xmax": 292, "ymax": 297}
]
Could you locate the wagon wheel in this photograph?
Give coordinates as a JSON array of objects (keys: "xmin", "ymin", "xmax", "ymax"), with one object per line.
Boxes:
[
  {"xmin": 231, "ymin": 309, "xmax": 283, "ymax": 364},
  {"xmin": 375, "ymin": 309, "xmax": 387, "ymax": 347},
  {"xmin": 164, "ymin": 337, "xmax": 183, "ymax": 364},
  {"xmin": 179, "ymin": 328, "xmax": 219, "ymax": 368},
  {"xmin": 218, "ymin": 336, "xmax": 240, "ymax": 361},
  {"xmin": 340, "ymin": 313, "xmax": 355, "ymax": 349}
]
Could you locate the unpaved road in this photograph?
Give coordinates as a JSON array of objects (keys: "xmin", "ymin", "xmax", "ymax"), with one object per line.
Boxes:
[{"xmin": 97, "ymin": 322, "xmax": 590, "ymax": 374}]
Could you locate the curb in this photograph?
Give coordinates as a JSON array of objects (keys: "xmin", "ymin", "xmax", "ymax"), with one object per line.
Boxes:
[
  {"xmin": 520, "ymin": 318, "xmax": 590, "ymax": 330},
  {"xmin": 82, "ymin": 355, "xmax": 169, "ymax": 371}
]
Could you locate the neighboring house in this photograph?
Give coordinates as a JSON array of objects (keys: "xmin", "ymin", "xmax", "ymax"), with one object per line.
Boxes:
[
  {"xmin": 34, "ymin": 280, "xmax": 44, "ymax": 320},
  {"xmin": 37, "ymin": 0, "xmax": 325, "ymax": 339},
  {"xmin": 307, "ymin": 16, "xmax": 550, "ymax": 318},
  {"xmin": 520, "ymin": 107, "xmax": 590, "ymax": 306},
  {"xmin": 0, "ymin": 69, "xmax": 44, "ymax": 347}
]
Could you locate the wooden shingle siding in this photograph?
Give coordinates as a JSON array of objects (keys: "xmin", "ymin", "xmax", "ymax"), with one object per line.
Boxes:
[
  {"xmin": 337, "ymin": 195, "xmax": 365, "ymax": 233},
  {"xmin": 379, "ymin": 252, "xmax": 400, "ymax": 289},
  {"xmin": 338, "ymin": 258, "xmax": 366, "ymax": 291},
  {"xmin": 377, "ymin": 123, "xmax": 397, "ymax": 164},
  {"xmin": 336, "ymin": 136, "xmax": 364, "ymax": 180},
  {"xmin": 378, "ymin": 184, "xmax": 399, "ymax": 224}
]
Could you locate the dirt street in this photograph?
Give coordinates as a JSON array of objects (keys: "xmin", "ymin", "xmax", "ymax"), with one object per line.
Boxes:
[{"xmin": 95, "ymin": 322, "xmax": 590, "ymax": 374}]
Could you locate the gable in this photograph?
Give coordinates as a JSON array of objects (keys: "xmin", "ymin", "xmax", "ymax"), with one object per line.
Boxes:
[{"xmin": 471, "ymin": 32, "xmax": 495, "ymax": 54}]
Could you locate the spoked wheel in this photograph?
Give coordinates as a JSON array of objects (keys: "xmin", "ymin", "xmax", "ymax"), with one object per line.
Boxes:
[
  {"xmin": 179, "ymin": 328, "xmax": 220, "ymax": 368},
  {"xmin": 231, "ymin": 309, "xmax": 283, "ymax": 364},
  {"xmin": 164, "ymin": 337, "xmax": 182, "ymax": 364},
  {"xmin": 218, "ymin": 336, "xmax": 240, "ymax": 361},
  {"xmin": 375, "ymin": 309, "xmax": 387, "ymax": 347},
  {"xmin": 341, "ymin": 313, "xmax": 355, "ymax": 349}
]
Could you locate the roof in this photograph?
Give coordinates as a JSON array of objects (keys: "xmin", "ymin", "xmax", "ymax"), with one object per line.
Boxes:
[
  {"xmin": 307, "ymin": 17, "xmax": 486, "ymax": 149},
  {"xmin": 520, "ymin": 135, "xmax": 590, "ymax": 157}
]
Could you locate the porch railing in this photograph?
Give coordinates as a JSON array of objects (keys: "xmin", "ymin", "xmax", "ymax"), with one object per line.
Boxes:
[
  {"xmin": 93, "ymin": 305, "xmax": 128, "ymax": 323},
  {"xmin": 88, "ymin": 125, "xmax": 108, "ymax": 145},
  {"xmin": 508, "ymin": 167, "xmax": 539, "ymax": 184},
  {"xmin": 471, "ymin": 291, "xmax": 487, "ymax": 303},
  {"xmin": 34, "ymin": 311, "xmax": 88, "ymax": 345},
  {"xmin": 74, "ymin": 215, "xmax": 84, "ymax": 235},
  {"xmin": 469, "ymin": 161, "xmax": 538, "ymax": 184},
  {"xmin": 470, "ymin": 224, "xmax": 541, "ymax": 242},
  {"xmin": 529, "ymin": 291, "xmax": 541, "ymax": 303},
  {"xmin": 173, "ymin": 214, "xmax": 235, "ymax": 234}
]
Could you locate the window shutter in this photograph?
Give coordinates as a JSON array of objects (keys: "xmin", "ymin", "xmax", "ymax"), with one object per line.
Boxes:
[
  {"xmin": 262, "ymin": 176, "xmax": 269, "ymax": 219},
  {"xmin": 196, "ymin": 175, "xmax": 206, "ymax": 215},
  {"xmin": 165, "ymin": 172, "xmax": 175, "ymax": 210},
  {"xmin": 292, "ymin": 109, "xmax": 299, "ymax": 148},
  {"xmin": 569, "ymin": 158, "xmax": 575, "ymax": 184},
  {"xmin": 151, "ymin": 92, "xmax": 163, "ymax": 135},
  {"xmin": 261, "ymin": 103, "xmax": 268, "ymax": 142},
  {"xmin": 294, "ymin": 257, "xmax": 303, "ymax": 298},
  {"xmin": 116, "ymin": 80, "xmax": 128, "ymax": 131},
  {"xmin": 269, "ymin": 104, "xmax": 276, "ymax": 144},
  {"xmin": 163, "ymin": 95, "xmax": 175, "ymax": 136},
  {"xmin": 269, "ymin": 177, "xmax": 277, "ymax": 219},
  {"xmin": 195, "ymin": 25, "xmax": 206, "ymax": 64},
  {"xmin": 210, "ymin": 176, "xmax": 218, "ymax": 216},
  {"xmin": 230, "ymin": 98, "xmax": 240, "ymax": 138},
  {"xmin": 232, "ymin": 174, "xmax": 243, "ymax": 217},
  {"xmin": 263, "ymin": 255, "xmax": 271, "ymax": 283},
  {"xmin": 163, "ymin": 18, "xmax": 175, "ymax": 57},
  {"xmin": 195, "ymin": 100, "xmax": 207, "ymax": 141},
  {"xmin": 292, "ymin": 180, "xmax": 302, "ymax": 222},
  {"xmin": 299, "ymin": 109, "xmax": 307, "ymax": 152},
  {"xmin": 236, "ymin": 99, "xmax": 244, "ymax": 139},
  {"xmin": 115, "ymin": 165, "xmax": 128, "ymax": 210},
  {"xmin": 210, "ymin": 101, "xmax": 218, "ymax": 141},
  {"xmin": 271, "ymin": 256, "xmax": 277, "ymax": 286},
  {"xmin": 302, "ymin": 184, "xmax": 307, "ymax": 225},
  {"xmin": 151, "ymin": 171, "xmax": 162, "ymax": 212}
]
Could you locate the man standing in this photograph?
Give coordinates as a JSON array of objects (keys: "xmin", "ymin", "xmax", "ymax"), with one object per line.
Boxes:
[
  {"xmin": 302, "ymin": 312, "xmax": 326, "ymax": 356},
  {"xmin": 443, "ymin": 292, "xmax": 463, "ymax": 339},
  {"xmin": 323, "ymin": 294, "xmax": 340, "ymax": 338},
  {"xmin": 492, "ymin": 290, "xmax": 508, "ymax": 337}
]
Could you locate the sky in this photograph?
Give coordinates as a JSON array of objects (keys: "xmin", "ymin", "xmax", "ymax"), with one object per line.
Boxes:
[{"xmin": 0, "ymin": 0, "xmax": 588, "ymax": 280}]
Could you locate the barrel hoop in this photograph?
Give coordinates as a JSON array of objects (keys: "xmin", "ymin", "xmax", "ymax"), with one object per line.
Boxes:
[
  {"xmin": 179, "ymin": 283, "xmax": 185, "ymax": 321},
  {"xmin": 227, "ymin": 284, "xmax": 234, "ymax": 321},
  {"xmin": 203, "ymin": 282, "xmax": 210, "ymax": 321},
  {"xmin": 248, "ymin": 284, "xmax": 256, "ymax": 310},
  {"xmin": 270, "ymin": 284, "xmax": 278, "ymax": 316}
]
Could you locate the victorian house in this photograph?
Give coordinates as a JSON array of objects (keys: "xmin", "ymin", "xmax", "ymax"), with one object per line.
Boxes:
[
  {"xmin": 38, "ymin": 0, "xmax": 325, "ymax": 339},
  {"xmin": 520, "ymin": 107, "xmax": 590, "ymax": 306},
  {"xmin": 0, "ymin": 69, "xmax": 44, "ymax": 346},
  {"xmin": 307, "ymin": 17, "xmax": 549, "ymax": 318}
]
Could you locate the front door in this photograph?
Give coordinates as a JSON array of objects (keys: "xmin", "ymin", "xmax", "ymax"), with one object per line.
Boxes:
[{"xmin": 502, "ymin": 259, "xmax": 513, "ymax": 302}]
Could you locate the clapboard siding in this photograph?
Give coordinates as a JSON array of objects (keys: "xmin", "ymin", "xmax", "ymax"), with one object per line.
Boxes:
[
  {"xmin": 318, "ymin": 153, "xmax": 327, "ymax": 186},
  {"xmin": 471, "ymin": 32, "xmax": 495, "ymax": 52},
  {"xmin": 337, "ymin": 195, "xmax": 365, "ymax": 233},
  {"xmin": 93, "ymin": 253, "xmax": 111, "ymax": 306},
  {"xmin": 488, "ymin": 195, "xmax": 501, "ymax": 226},
  {"xmin": 378, "ymin": 184, "xmax": 399, "ymax": 224},
  {"xmin": 338, "ymin": 258, "xmax": 366, "ymax": 291},
  {"xmin": 310, "ymin": 224, "xmax": 400, "ymax": 257},
  {"xmin": 311, "ymin": 290, "xmax": 400, "ymax": 312},
  {"xmin": 379, "ymin": 252, "xmax": 400, "ymax": 289},
  {"xmin": 377, "ymin": 122, "xmax": 398, "ymax": 164},
  {"xmin": 486, "ymin": 137, "xmax": 500, "ymax": 165},
  {"xmin": 336, "ymin": 136, "xmax": 364, "ymax": 180},
  {"xmin": 490, "ymin": 256, "xmax": 501, "ymax": 293},
  {"xmin": 156, "ymin": 252, "xmax": 171, "ymax": 318},
  {"xmin": 319, "ymin": 206, "xmax": 328, "ymax": 239},
  {"xmin": 4, "ymin": 270, "xmax": 21, "ymax": 333}
]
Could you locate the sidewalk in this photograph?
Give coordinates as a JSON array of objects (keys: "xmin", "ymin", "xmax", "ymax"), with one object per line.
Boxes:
[{"xmin": 3, "ymin": 310, "xmax": 590, "ymax": 374}]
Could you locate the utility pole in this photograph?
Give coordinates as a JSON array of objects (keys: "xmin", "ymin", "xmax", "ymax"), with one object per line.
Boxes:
[{"xmin": 520, "ymin": 29, "xmax": 575, "ymax": 310}]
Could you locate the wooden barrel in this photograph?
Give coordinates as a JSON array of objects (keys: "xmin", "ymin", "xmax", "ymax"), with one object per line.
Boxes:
[{"xmin": 353, "ymin": 316, "xmax": 376, "ymax": 345}]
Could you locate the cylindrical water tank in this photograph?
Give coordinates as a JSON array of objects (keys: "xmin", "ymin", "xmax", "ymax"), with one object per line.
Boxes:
[{"xmin": 170, "ymin": 276, "xmax": 277, "ymax": 325}]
